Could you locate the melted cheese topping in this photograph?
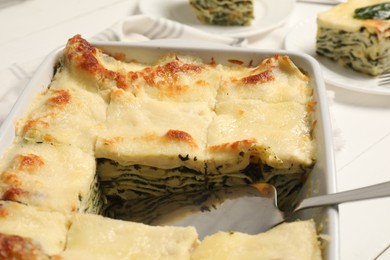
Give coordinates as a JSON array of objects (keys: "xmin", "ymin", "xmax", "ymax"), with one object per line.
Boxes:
[
  {"xmin": 207, "ymin": 100, "xmax": 314, "ymax": 173},
  {"xmin": 0, "ymin": 142, "xmax": 97, "ymax": 213},
  {"xmin": 16, "ymin": 87, "xmax": 106, "ymax": 153},
  {"xmin": 191, "ymin": 220, "xmax": 321, "ymax": 260},
  {"xmin": 94, "ymin": 54, "xmax": 314, "ymax": 173},
  {"xmin": 59, "ymin": 213, "xmax": 199, "ymax": 260},
  {"xmin": 60, "ymin": 35, "xmax": 316, "ymax": 208},
  {"xmin": 60, "ymin": 35, "xmax": 315, "ymax": 176},
  {"xmin": 126, "ymin": 53, "xmax": 221, "ymax": 108},
  {"xmin": 218, "ymin": 55, "xmax": 311, "ymax": 104},
  {"xmin": 95, "ymin": 88, "xmax": 212, "ymax": 171},
  {"xmin": 63, "ymin": 35, "xmax": 126, "ymax": 93},
  {"xmin": 0, "ymin": 201, "xmax": 69, "ymax": 255},
  {"xmin": 317, "ymin": 0, "xmax": 390, "ymax": 33}
]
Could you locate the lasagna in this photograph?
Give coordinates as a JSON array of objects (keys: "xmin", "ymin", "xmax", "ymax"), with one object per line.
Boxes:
[
  {"xmin": 316, "ymin": 0, "xmax": 390, "ymax": 76},
  {"xmin": 0, "ymin": 200, "xmax": 70, "ymax": 256},
  {"xmin": 15, "ymin": 86, "xmax": 107, "ymax": 153},
  {"xmin": 94, "ymin": 53, "xmax": 315, "ymax": 213},
  {"xmin": 0, "ymin": 203, "xmax": 320, "ymax": 259},
  {"xmin": 0, "ymin": 35, "xmax": 321, "ymax": 258},
  {"xmin": 192, "ymin": 219, "xmax": 322, "ymax": 260},
  {"xmin": 58, "ymin": 213, "xmax": 199, "ymax": 260},
  {"xmin": 189, "ymin": 0, "xmax": 254, "ymax": 26},
  {"xmin": 0, "ymin": 142, "xmax": 101, "ymax": 214}
]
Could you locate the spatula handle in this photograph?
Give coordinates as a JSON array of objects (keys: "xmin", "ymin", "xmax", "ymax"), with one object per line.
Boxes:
[{"xmin": 297, "ymin": 180, "xmax": 390, "ymax": 211}]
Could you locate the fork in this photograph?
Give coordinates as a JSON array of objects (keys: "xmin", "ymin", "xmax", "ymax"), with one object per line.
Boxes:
[{"xmin": 378, "ymin": 73, "xmax": 390, "ymax": 87}]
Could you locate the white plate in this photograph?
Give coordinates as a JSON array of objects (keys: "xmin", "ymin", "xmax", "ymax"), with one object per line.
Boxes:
[
  {"xmin": 284, "ymin": 17, "xmax": 390, "ymax": 95},
  {"xmin": 138, "ymin": 0, "xmax": 295, "ymax": 38}
]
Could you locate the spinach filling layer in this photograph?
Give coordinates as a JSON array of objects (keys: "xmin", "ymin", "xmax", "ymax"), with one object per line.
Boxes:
[
  {"xmin": 316, "ymin": 27, "xmax": 390, "ymax": 76},
  {"xmin": 98, "ymin": 158, "xmax": 311, "ymax": 223},
  {"xmin": 189, "ymin": 0, "xmax": 254, "ymax": 26}
]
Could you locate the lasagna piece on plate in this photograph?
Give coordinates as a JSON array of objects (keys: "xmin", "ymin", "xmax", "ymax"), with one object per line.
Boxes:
[
  {"xmin": 189, "ymin": 0, "xmax": 254, "ymax": 26},
  {"xmin": 316, "ymin": 0, "xmax": 390, "ymax": 75}
]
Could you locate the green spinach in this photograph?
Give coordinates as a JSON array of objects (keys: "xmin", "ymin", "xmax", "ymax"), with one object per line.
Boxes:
[{"xmin": 354, "ymin": 2, "xmax": 390, "ymax": 20}]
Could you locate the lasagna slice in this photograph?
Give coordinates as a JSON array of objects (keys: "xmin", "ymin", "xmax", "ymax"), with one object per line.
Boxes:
[
  {"xmin": 0, "ymin": 142, "xmax": 101, "ymax": 214},
  {"xmin": 95, "ymin": 88, "xmax": 213, "ymax": 201},
  {"xmin": 62, "ymin": 35, "xmax": 136, "ymax": 99},
  {"xmin": 125, "ymin": 53, "xmax": 221, "ymax": 108},
  {"xmin": 0, "ymin": 200, "xmax": 69, "ymax": 256},
  {"xmin": 189, "ymin": 0, "xmax": 254, "ymax": 26},
  {"xmin": 191, "ymin": 220, "xmax": 321, "ymax": 260},
  {"xmin": 15, "ymin": 87, "xmax": 106, "ymax": 153},
  {"xmin": 206, "ymin": 99, "xmax": 315, "ymax": 208},
  {"xmin": 217, "ymin": 55, "xmax": 312, "ymax": 104},
  {"xmin": 316, "ymin": 0, "xmax": 390, "ymax": 76},
  {"xmin": 58, "ymin": 213, "xmax": 199, "ymax": 260}
]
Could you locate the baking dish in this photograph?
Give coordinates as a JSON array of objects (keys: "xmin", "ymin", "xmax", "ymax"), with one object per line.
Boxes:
[{"xmin": 0, "ymin": 39, "xmax": 339, "ymax": 259}]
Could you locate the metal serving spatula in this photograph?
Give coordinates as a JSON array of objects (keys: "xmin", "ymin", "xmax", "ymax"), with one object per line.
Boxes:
[
  {"xmin": 111, "ymin": 181, "xmax": 390, "ymax": 239},
  {"xmin": 164, "ymin": 181, "xmax": 390, "ymax": 238}
]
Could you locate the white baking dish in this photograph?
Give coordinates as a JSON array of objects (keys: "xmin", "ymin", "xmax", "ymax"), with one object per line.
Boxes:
[{"xmin": 0, "ymin": 39, "xmax": 339, "ymax": 259}]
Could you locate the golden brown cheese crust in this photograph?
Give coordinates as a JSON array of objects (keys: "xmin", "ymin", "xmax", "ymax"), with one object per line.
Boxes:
[
  {"xmin": 0, "ymin": 142, "xmax": 97, "ymax": 213},
  {"xmin": 126, "ymin": 54, "xmax": 221, "ymax": 107},
  {"xmin": 64, "ymin": 34, "xmax": 127, "ymax": 92},
  {"xmin": 49, "ymin": 89, "xmax": 71, "ymax": 105},
  {"xmin": 217, "ymin": 55, "xmax": 311, "ymax": 104},
  {"xmin": 14, "ymin": 154, "xmax": 45, "ymax": 173},
  {"xmin": 127, "ymin": 61, "xmax": 204, "ymax": 98},
  {"xmin": 0, "ymin": 233, "xmax": 50, "ymax": 260},
  {"xmin": 0, "ymin": 201, "xmax": 69, "ymax": 255},
  {"xmin": 1, "ymin": 154, "xmax": 45, "ymax": 201},
  {"xmin": 16, "ymin": 87, "xmax": 106, "ymax": 153},
  {"xmin": 240, "ymin": 69, "xmax": 275, "ymax": 84},
  {"xmin": 128, "ymin": 60, "xmax": 204, "ymax": 89},
  {"xmin": 95, "ymin": 88, "xmax": 212, "ymax": 170},
  {"xmin": 208, "ymin": 96, "xmax": 314, "ymax": 174},
  {"xmin": 164, "ymin": 129, "xmax": 198, "ymax": 149}
]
